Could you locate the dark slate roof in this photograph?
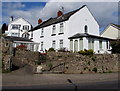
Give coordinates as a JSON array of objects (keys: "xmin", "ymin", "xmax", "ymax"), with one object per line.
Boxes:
[
  {"xmin": 68, "ymin": 33, "xmax": 114, "ymax": 40},
  {"xmin": 29, "ymin": 5, "xmax": 86, "ymax": 32},
  {"xmin": 3, "ymin": 36, "xmax": 33, "ymax": 42}
]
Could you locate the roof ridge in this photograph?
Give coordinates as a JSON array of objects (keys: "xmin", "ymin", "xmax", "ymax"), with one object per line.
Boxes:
[{"xmin": 29, "ymin": 5, "xmax": 86, "ymax": 31}]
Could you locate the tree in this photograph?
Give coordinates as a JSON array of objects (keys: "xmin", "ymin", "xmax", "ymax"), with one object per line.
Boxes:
[
  {"xmin": 1, "ymin": 23, "xmax": 7, "ymax": 34},
  {"xmin": 110, "ymin": 39, "xmax": 120, "ymax": 53}
]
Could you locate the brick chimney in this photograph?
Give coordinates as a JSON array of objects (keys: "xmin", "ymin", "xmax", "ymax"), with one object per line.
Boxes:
[
  {"xmin": 38, "ymin": 19, "xmax": 42, "ymax": 24},
  {"xmin": 57, "ymin": 11, "xmax": 63, "ymax": 17}
]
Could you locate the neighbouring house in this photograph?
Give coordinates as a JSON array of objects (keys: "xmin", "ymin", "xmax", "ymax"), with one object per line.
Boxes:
[
  {"xmin": 100, "ymin": 23, "xmax": 120, "ymax": 39},
  {"xmin": 2, "ymin": 36, "xmax": 40, "ymax": 52},
  {"xmin": 5, "ymin": 16, "xmax": 33, "ymax": 39},
  {"xmin": 29, "ymin": 5, "xmax": 112, "ymax": 54}
]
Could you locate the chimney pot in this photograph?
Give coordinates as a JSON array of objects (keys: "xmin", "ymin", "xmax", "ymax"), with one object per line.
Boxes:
[
  {"xmin": 57, "ymin": 11, "xmax": 63, "ymax": 17},
  {"xmin": 38, "ymin": 19, "xmax": 42, "ymax": 24}
]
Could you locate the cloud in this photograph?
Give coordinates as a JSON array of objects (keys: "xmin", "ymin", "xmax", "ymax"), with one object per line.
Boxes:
[
  {"xmin": 39, "ymin": 2, "xmax": 118, "ymax": 29},
  {"xmin": 2, "ymin": 1, "xmax": 118, "ymax": 31},
  {"xmin": 2, "ymin": 2, "xmax": 43, "ymax": 26}
]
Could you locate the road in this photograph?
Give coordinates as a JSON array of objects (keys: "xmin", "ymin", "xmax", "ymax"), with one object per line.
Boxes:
[
  {"xmin": 2, "ymin": 80, "xmax": 119, "ymax": 89},
  {"xmin": 1, "ymin": 73, "xmax": 119, "ymax": 91}
]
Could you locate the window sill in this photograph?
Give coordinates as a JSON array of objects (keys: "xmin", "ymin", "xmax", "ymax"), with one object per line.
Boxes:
[
  {"xmin": 40, "ymin": 36, "xmax": 44, "ymax": 38},
  {"xmin": 51, "ymin": 34, "xmax": 56, "ymax": 36},
  {"xmin": 58, "ymin": 33, "xmax": 64, "ymax": 35}
]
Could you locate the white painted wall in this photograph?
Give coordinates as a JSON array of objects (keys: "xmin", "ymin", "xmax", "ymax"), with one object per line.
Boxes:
[
  {"xmin": 33, "ymin": 21, "xmax": 69, "ymax": 52},
  {"xmin": 68, "ymin": 6, "xmax": 99, "ymax": 37}
]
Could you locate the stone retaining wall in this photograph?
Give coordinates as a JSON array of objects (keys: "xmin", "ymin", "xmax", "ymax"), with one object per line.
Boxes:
[{"xmin": 42, "ymin": 52, "xmax": 119, "ymax": 74}]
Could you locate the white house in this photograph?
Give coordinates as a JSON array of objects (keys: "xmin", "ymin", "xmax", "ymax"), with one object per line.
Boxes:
[
  {"xmin": 29, "ymin": 5, "xmax": 112, "ymax": 54},
  {"xmin": 5, "ymin": 17, "xmax": 33, "ymax": 39},
  {"xmin": 100, "ymin": 23, "xmax": 120, "ymax": 39},
  {"xmin": 4, "ymin": 17, "xmax": 40, "ymax": 52}
]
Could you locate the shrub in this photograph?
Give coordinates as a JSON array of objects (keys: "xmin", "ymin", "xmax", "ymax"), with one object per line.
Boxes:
[
  {"xmin": 16, "ymin": 44, "xmax": 27, "ymax": 50},
  {"xmin": 78, "ymin": 50, "xmax": 86, "ymax": 55},
  {"xmin": 58, "ymin": 47, "xmax": 69, "ymax": 52},
  {"xmin": 92, "ymin": 67, "xmax": 97, "ymax": 73},
  {"xmin": 48, "ymin": 48, "xmax": 55, "ymax": 52},
  {"xmin": 110, "ymin": 39, "xmax": 120, "ymax": 53},
  {"xmin": 86, "ymin": 49, "xmax": 94, "ymax": 55},
  {"xmin": 78, "ymin": 49, "xmax": 94, "ymax": 55}
]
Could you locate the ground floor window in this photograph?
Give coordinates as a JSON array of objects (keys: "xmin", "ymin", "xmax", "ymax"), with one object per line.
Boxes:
[
  {"xmin": 59, "ymin": 40, "xmax": 63, "ymax": 49},
  {"xmin": 41, "ymin": 42, "xmax": 43, "ymax": 51},
  {"xmin": 35, "ymin": 44, "xmax": 39, "ymax": 51},
  {"xmin": 79, "ymin": 38, "xmax": 83, "ymax": 50},
  {"xmin": 88, "ymin": 38, "xmax": 94, "ymax": 50},
  {"xmin": 74, "ymin": 40, "xmax": 78, "ymax": 52},
  {"xmin": 70, "ymin": 39, "xmax": 73, "ymax": 51},
  {"xmin": 52, "ymin": 40, "xmax": 56, "ymax": 49},
  {"xmin": 99, "ymin": 40, "xmax": 102, "ymax": 49},
  {"xmin": 106, "ymin": 41, "xmax": 109, "ymax": 49}
]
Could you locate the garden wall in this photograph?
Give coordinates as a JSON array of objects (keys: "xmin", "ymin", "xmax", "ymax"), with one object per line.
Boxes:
[{"xmin": 41, "ymin": 52, "xmax": 119, "ymax": 74}]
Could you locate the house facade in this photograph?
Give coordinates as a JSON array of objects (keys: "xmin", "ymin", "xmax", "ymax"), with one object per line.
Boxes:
[
  {"xmin": 100, "ymin": 24, "xmax": 120, "ymax": 39},
  {"xmin": 30, "ymin": 5, "xmax": 111, "ymax": 53},
  {"xmin": 5, "ymin": 17, "xmax": 33, "ymax": 39}
]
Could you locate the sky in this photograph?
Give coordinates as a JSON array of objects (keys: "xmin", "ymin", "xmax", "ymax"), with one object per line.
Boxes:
[{"xmin": 1, "ymin": 1, "xmax": 119, "ymax": 32}]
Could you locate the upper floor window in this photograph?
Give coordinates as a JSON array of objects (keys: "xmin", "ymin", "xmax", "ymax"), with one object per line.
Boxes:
[
  {"xmin": 51, "ymin": 25, "xmax": 56, "ymax": 36},
  {"xmin": 59, "ymin": 23, "xmax": 64, "ymax": 34},
  {"xmin": 41, "ymin": 28, "xmax": 44, "ymax": 35},
  {"xmin": 23, "ymin": 25, "xmax": 29, "ymax": 30},
  {"xmin": 40, "ymin": 28, "xmax": 44, "ymax": 38},
  {"xmin": 84, "ymin": 25, "xmax": 88, "ymax": 33},
  {"xmin": 52, "ymin": 25, "xmax": 56, "ymax": 33},
  {"xmin": 12, "ymin": 25, "xmax": 21, "ymax": 30}
]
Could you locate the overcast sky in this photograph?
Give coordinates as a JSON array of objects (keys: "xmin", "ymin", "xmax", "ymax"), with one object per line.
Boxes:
[{"xmin": 1, "ymin": 1, "xmax": 119, "ymax": 32}]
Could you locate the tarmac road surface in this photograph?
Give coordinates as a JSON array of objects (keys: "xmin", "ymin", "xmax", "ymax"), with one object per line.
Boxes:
[{"xmin": 1, "ymin": 72, "xmax": 119, "ymax": 91}]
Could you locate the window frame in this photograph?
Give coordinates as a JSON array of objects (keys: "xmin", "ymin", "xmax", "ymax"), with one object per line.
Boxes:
[
  {"xmin": 59, "ymin": 22, "xmax": 64, "ymax": 35},
  {"xmin": 52, "ymin": 40, "xmax": 56, "ymax": 49},
  {"xmin": 59, "ymin": 39, "xmax": 63, "ymax": 49},
  {"xmin": 41, "ymin": 42, "xmax": 43, "ymax": 51},
  {"xmin": 23, "ymin": 25, "xmax": 29, "ymax": 30},
  {"xmin": 84, "ymin": 25, "xmax": 88, "ymax": 33},
  {"xmin": 40, "ymin": 28, "xmax": 44, "ymax": 38},
  {"xmin": 99, "ymin": 40, "xmax": 102, "ymax": 49},
  {"xmin": 88, "ymin": 38, "xmax": 94, "ymax": 50},
  {"xmin": 12, "ymin": 24, "xmax": 21, "ymax": 30}
]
